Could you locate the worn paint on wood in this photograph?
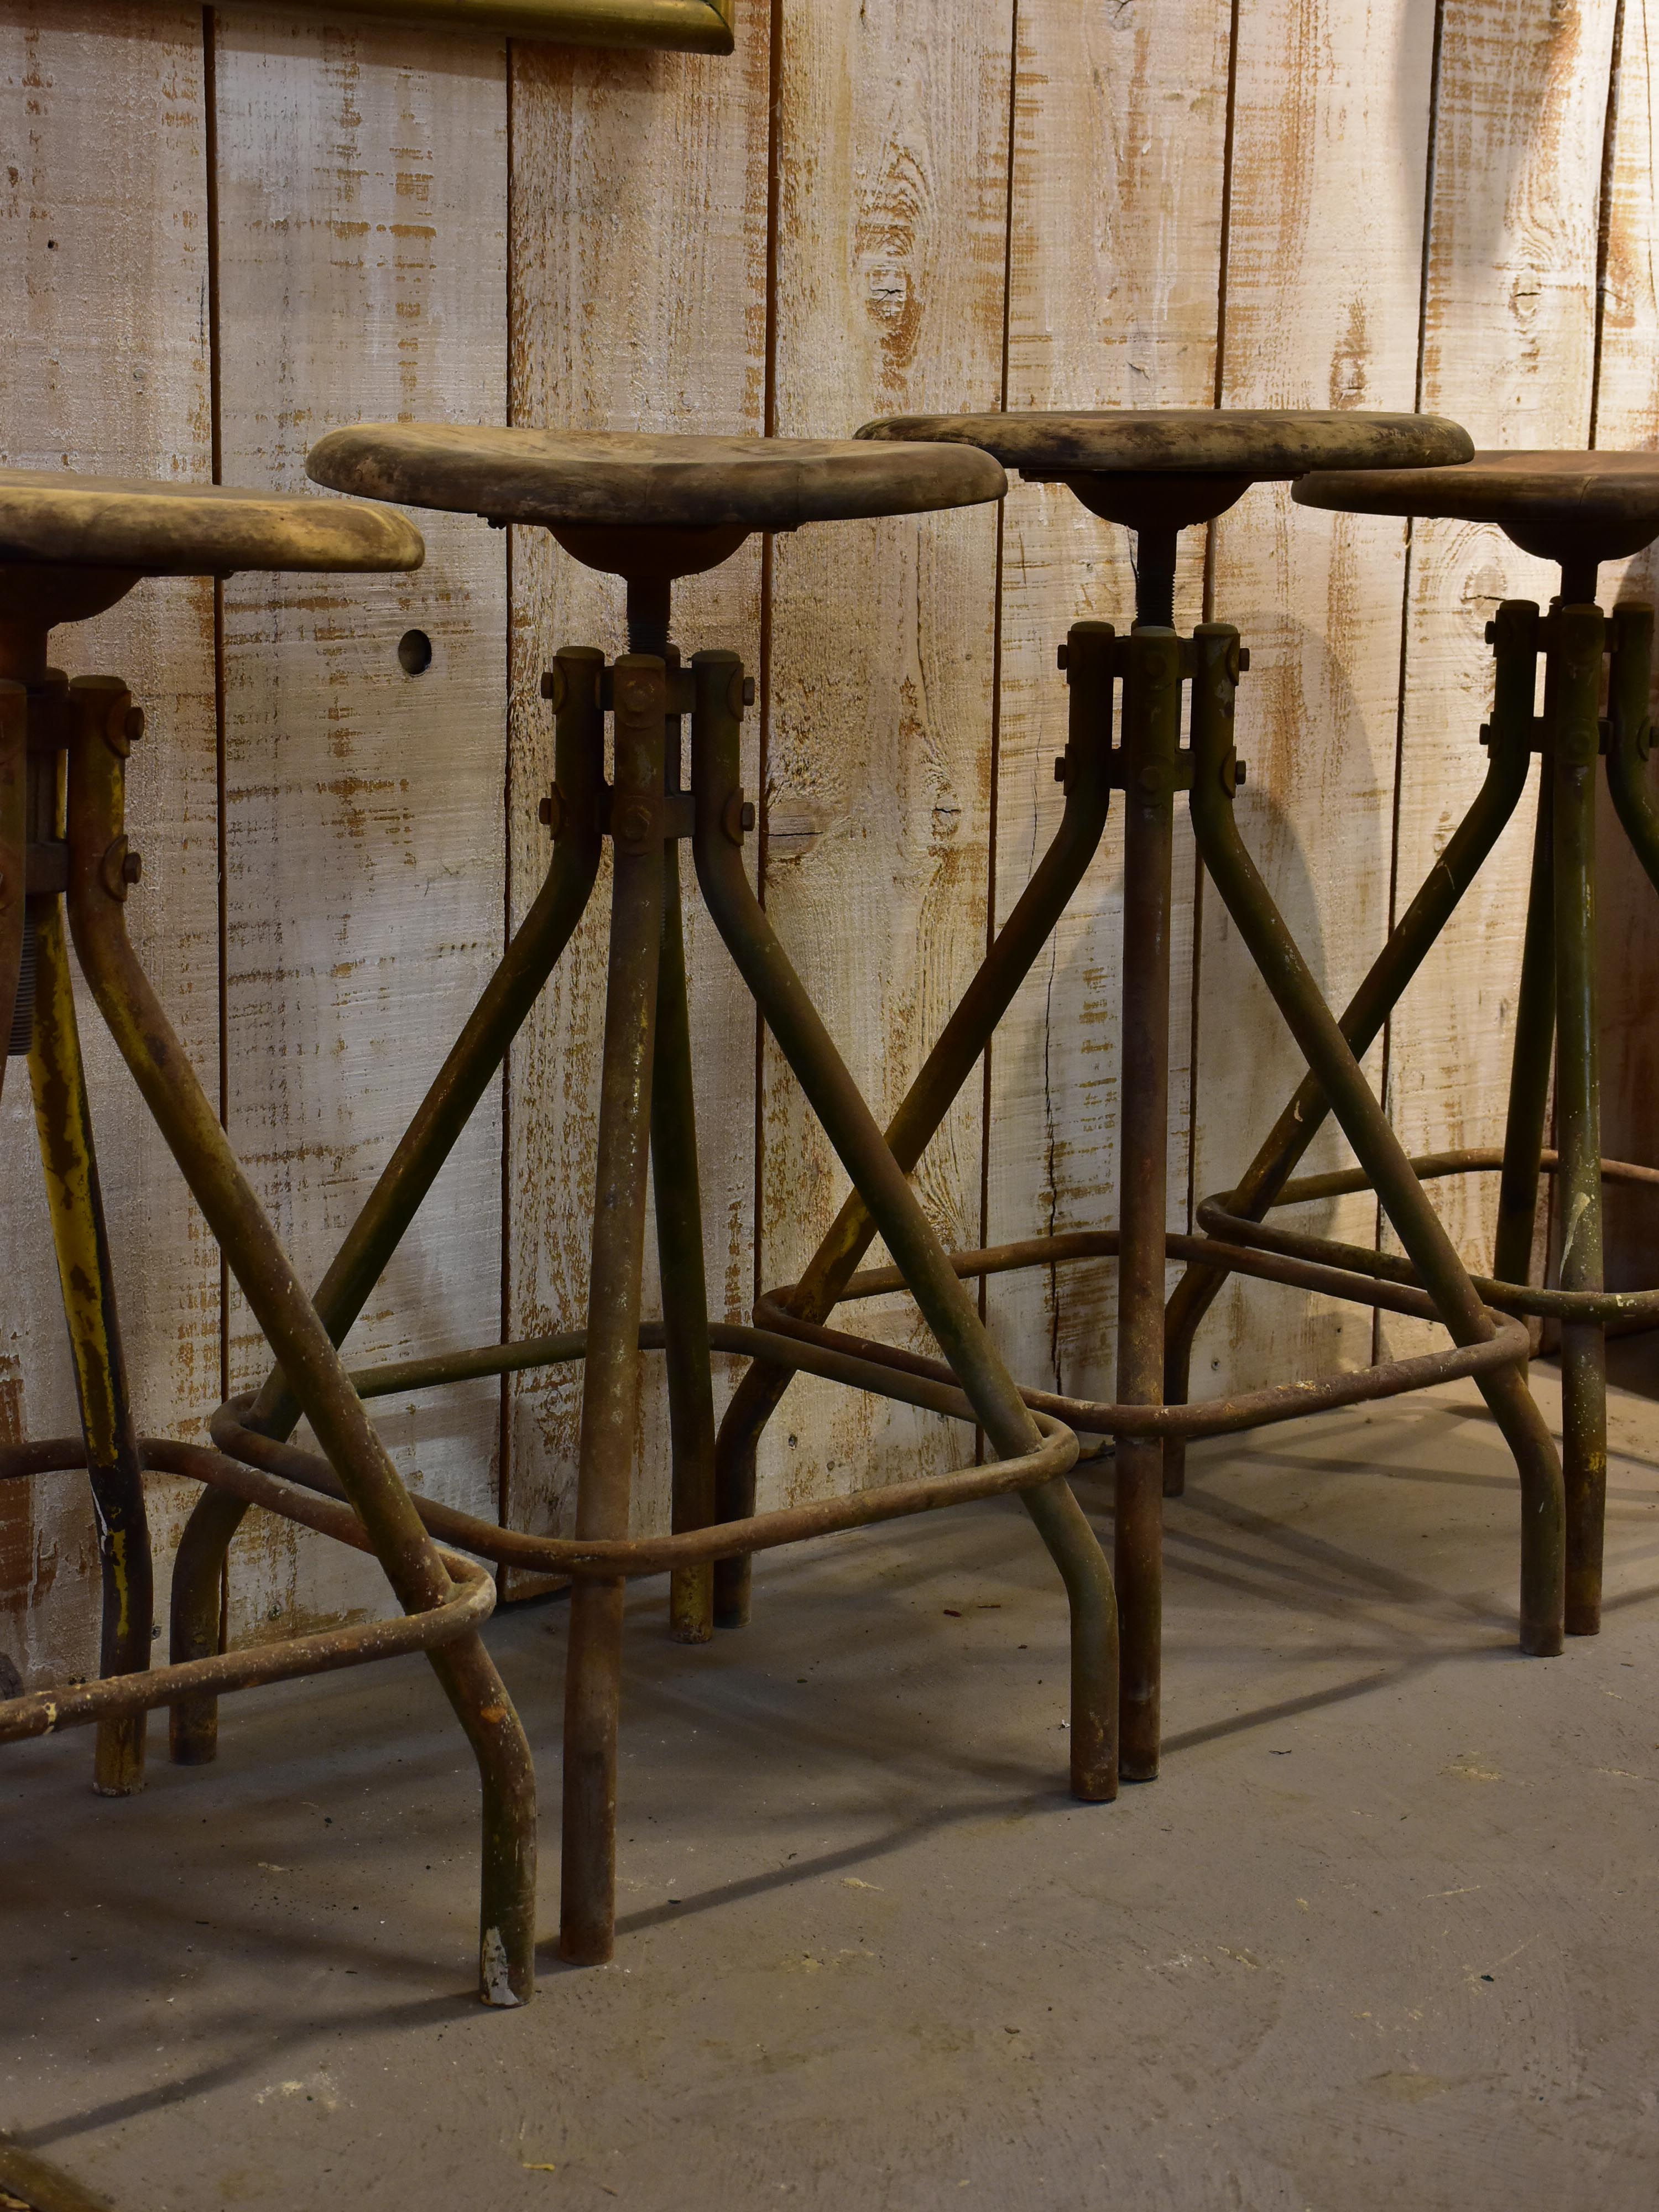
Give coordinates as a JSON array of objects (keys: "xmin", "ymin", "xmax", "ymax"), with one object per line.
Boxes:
[
  {"xmin": 0, "ymin": 0, "xmax": 216, "ymax": 1689},
  {"xmin": 1190, "ymin": 0, "xmax": 1437, "ymax": 1402},
  {"xmin": 213, "ymin": 11, "xmax": 509, "ymax": 1637},
  {"xmin": 504, "ymin": 17, "xmax": 769, "ymax": 1579},
  {"xmin": 984, "ymin": 0, "xmax": 1231, "ymax": 1412},
  {"xmin": 755, "ymin": 0, "xmax": 1013, "ymax": 1510},
  {"xmin": 1379, "ymin": 0, "xmax": 1619, "ymax": 1359}
]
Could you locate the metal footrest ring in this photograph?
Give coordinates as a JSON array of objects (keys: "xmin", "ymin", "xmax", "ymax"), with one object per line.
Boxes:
[{"xmin": 1196, "ymin": 1147, "xmax": 1659, "ymax": 1331}]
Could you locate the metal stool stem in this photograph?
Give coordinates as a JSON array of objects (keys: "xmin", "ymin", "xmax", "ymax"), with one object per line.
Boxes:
[
  {"xmin": 559, "ymin": 656, "xmax": 667, "ymax": 1968},
  {"xmin": 690, "ymin": 650, "xmax": 1118, "ymax": 1804},
  {"xmin": 1162, "ymin": 598, "xmax": 1542, "ymax": 1495},
  {"xmin": 1114, "ymin": 627, "xmax": 1180, "ymax": 1781},
  {"xmin": 168, "ymin": 647, "xmax": 605, "ymax": 1758},
  {"xmin": 654, "ymin": 702, "xmax": 718, "ymax": 1647},
  {"xmin": 711, "ymin": 619, "xmax": 1118, "ymax": 1626},
  {"xmin": 1552, "ymin": 604, "xmax": 1609, "ymax": 1633},
  {"xmin": 60, "ymin": 677, "xmax": 538, "ymax": 2004},
  {"xmin": 1186, "ymin": 628, "xmax": 1566, "ymax": 1657}
]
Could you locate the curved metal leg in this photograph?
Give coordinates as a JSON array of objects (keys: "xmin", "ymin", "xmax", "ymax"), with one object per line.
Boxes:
[
  {"xmin": 560, "ymin": 656, "xmax": 666, "ymax": 1966},
  {"xmin": 62, "ymin": 676, "xmax": 538, "ymax": 2004},
  {"xmin": 1552, "ymin": 606, "xmax": 1608, "ymax": 1635},
  {"xmin": 711, "ymin": 619, "xmax": 1117, "ymax": 1627},
  {"xmin": 1162, "ymin": 600, "xmax": 1541, "ymax": 1495},
  {"xmin": 691, "ymin": 650, "xmax": 1117, "ymax": 1802},
  {"xmin": 1186, "ymin": 628, "xmax": 1565, "ymax": 1657},
  {"xmin": 168, "ymin": 647, "xmax": 605, "ymax": 1762},
  {"xmin": 0, "ymin": 685, "xmax": 23, "ymax": 1091}
]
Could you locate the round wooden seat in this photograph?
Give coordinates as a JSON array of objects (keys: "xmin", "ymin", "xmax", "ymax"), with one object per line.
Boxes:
[
  {"xmin": 1295, "ymin": 449, "xmax": 1659, "ymax": 570},
  {"xmin": 857, "ymin": 408, "xmax": 1473, "ymax": 532},
  {"xmin": 0, "ymin": 469, "xmax": 424, "ymax": 577},
  {"xmin": 307, "ymin": 424, "xmax": 1005, "ymax": 535}
]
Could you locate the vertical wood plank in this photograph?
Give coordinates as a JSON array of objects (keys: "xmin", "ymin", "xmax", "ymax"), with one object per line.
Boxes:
[
  {"xmin": 755, "ymin": 0, "xmax": 1012, "ymax": 1510},
  {"xmin": 1592, "ymin": 0, "xmax": 1659, "ymax": 1291},
  {"xmin": 213, "ymin": 14, "xmax": 509, "ymax": 1636},
  {"xmin": 1379, "ymin": 0, "xmax": 1620, "ymax": 1357},
  {"xmin": 1189, "ymin": 0, "xmax": 1437, "ymax": 1401},
  {"xmin": 0, "ymin": 1, "xmax": 215, "ymax": 1688},
  {"xmin": 984, "ymin": 0, "xmax": 1232, "ymax": 1410},
  {"xmin": 505, "ymin": 8, "xmax": 769, "ymax": 1567}
]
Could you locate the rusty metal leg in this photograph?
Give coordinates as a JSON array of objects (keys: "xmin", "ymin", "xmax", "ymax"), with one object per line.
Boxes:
[
  {"xmin": 691, "ymin": 649, "xmax": 1116, "ymax": 1802},
  {"xmin": 1186, "ymin": 628, "xmax": 1565, "ymax": 1657},
  {"xmin": 61, "ymin": 677, "xmax": 536, "ymax": 2004},
  {"xmin": 28, "ymin": 885, "xmax": 152, "ymax": 1797},
  {"xmin": 1491, "ymin": 772, "xmax": 1555, "ymax": 1321},
  {"xmin": 560, "ymin": 655, "xmax": 666, "ymax": 1966},
  {"xmin": 1162, "ymin": 599, "xmax": 1541, "ymax": 1497},
  {"xmin": 1115, "ymin": 629, "xmax": 1179, "ymax": 1781},
  {"xmin": 1551, "ymin": 605, "xmax": 1608, "ymax": 1636},
  {"xmin": 711, "ymin": 619, "xmax": 1117, "ymax": 1627},
  {"xmin": 168, "ymin": 646, "xmax": 606, "ymax": 1763},
  {"xmin": 653, "ymin": 768, "xmax": 717, "ymax": 1645}
]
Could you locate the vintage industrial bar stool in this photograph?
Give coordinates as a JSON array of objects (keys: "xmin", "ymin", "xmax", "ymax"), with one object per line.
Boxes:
[
  {"xmin": 1182, "ymin": 448, "xmax": 1659, "ymax": 1640},
  {"xmin": 190, "ymin": 425, "xmax": 1118, "ymax": 1971},
  {"xmin": 722, "ymin": 410, "xmax": 1561, "ymax": 1788},
  {"xmin": 0, "ymin": 471, "xmax": 537, "ymax": 2006}
]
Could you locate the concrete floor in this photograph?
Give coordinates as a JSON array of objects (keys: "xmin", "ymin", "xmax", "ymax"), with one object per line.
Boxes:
[{"xmin": 4, "ymin": 1367, "xmax": 1659, "ymax": 2211}]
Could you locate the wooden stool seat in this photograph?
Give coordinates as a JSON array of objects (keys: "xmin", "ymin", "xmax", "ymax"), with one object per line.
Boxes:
[
  {"xmin": 308, "ymin": 423, "xmax": 1006, "ymax": 536},
  {"xmin": 857, "ymin": 408, "xmax": 1472, "ymax": 532},
  {"xmin": 0, "ymin": 468, "xmax": 424, "ymax": 578},
  {"xmin": 1296, "ymin": 449, "xmax": 1659, "ymax": 572}
]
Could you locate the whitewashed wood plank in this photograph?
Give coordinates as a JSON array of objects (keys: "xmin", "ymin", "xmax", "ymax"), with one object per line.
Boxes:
[
  {"xmin": 0, "ymin": 1, "xmax": 215, "ymax": 1690},
  {"xmin": 1379, "ymin": 0, "xmax": 1620, "ymax": 1357},
  {"xmin": 754, "ymin": 0, "xmax": 1013, "ymax": 1511},
  {"xmin": 213, "ymin": 13, "xmax": 509, "ymax": 1637},
  {"xmin": 1190, "ymin": 0, "xmax": 1437, "ymax": 1401},
  {"xmin": 504, "ymin": 17, "xmax": 769, "ymax": 1573},
  {"xmin": 984, "ymin": 0, "xmax": 1232, "ymax": 1413}
]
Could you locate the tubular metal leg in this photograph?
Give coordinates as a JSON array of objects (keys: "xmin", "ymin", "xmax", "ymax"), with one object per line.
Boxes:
[
  {"xmin": 1492, "ymin": 775, "xmax": 1556, "ymax": 1308},
  {"xmin": 559, "ymin": 656, "xmax": 667, "ymax": 1967},
  {"xmin": 1161, "ymin": 601, "xmax": 1541, "ymax": 1495},
  {"xmin": 653, "ymin": 804, "xmax": 718, "ymax": 1645},
  {"xmin": 168, "ymin": 646, "xmax": 606, "ymax": 1762},
  {"xmin": 1551, "ymin": 605, "xmax": 1608, "ymax": 1635},
  {"xmin": 1114, "ymin": 629, "xmax": 1180, "ymax": 1781},
  {"xmin": 1186, "ymin": 628, "xmax": 1565, "ymax": 1657},
  {"xmin": 711, "ymin": 619, "xmax": 1118, "ymax": 1628},
  {"xmin": 691, "ymin": 649, "xmax": 1118, "ymax": 1803},
  {"xmin": 61, "ymin": 676, "xmax": 538, "ymax": 2005},
  {"xmin": 28, "ymin": 888, "xmax": 151, "ymax": 1796}
]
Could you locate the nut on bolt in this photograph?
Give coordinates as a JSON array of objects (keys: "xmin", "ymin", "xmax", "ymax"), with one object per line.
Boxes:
[
  {"xmin": 540, "ymin": 666, "xmax": 566, "ymax": 711},
  {"xmin": 722, "ymin": 791, "xmax": 756, "ymax": 843},
  {"xmin": 101, "ymin": 836, "xmax": 141, "ymax": 901},
  {"xmin": 538, "ymin": 785, "xmax": 566, "ymax": 836}
]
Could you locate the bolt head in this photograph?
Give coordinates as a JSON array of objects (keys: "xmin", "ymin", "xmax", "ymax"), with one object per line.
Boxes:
[
  {"xmin": 124, "ymin": 706, "xmax": 145, "ymax": 744},
  {"xmin": 1054, "ymin": 756, "xmax": 1068, "ymax": 784},
  {"xmin": 620, "ymin": 676, "xmax": 654, "ymax": 714},
  {"xmin": 121, "ymin": 851, "xmax": 143, "ymax": 884},
  {"xmin": 538, "ymin": 795, "xmax": 554, "ymax": 826},
  {"xmin": 540, "ymin": 667, "xmax": 565, "ymax": 708},
  {"xmin": 742, "ymin": 676, "xmax": 757, "ymax": 707},
  {"xmin": 1056, "ymin": 643, "xmax": 1070, "ymax": 670}
]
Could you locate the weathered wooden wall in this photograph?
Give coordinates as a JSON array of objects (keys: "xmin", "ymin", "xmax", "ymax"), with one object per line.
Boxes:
[{"xmin": 2, "ymin": 0, "xmax": 1656, "ymax": 1683}]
